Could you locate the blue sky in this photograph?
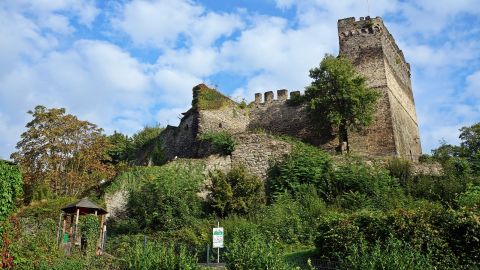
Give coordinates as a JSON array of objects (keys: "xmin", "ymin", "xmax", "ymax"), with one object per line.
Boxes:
[{"xmin": 1, "ymin": 0, "xmax": 479, "ymax": 159}]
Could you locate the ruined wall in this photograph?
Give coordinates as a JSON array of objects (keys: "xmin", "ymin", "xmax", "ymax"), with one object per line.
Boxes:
[
  {"xmin": 338, "ymin": 16, "xmax": 421, "ymax": 158},
  {"xmin": 159, "ymin": 16, "xmax": 422, "ymax": 163},
  {"xmin": 160, "ymin": 111, "xmax": 198, "ymax": 160},
  {"xmin": 198, "ymin": 105, "xmax": 249, "ymax": 135},
  {"xmin": 248, "ymin": 90, "xmax": 337, "ymax": 150},
  {"xmin": 338, "ymin": 17, "xmax": 397, "ymax": 156},
  {"xmin": 231, "ymin": 133, "xmax": 292, "ymax": 179}
]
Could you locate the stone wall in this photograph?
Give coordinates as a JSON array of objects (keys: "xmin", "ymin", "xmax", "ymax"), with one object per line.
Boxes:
[
  {"xmin": 198, "ymin": 105, "xmax": 249, "ymax": 135},
  {"xmin": 157, "ymin": 16, "xmax": 422, "ymax": 163},
  {"xmin": 160, "ymin": 111, "xmax": 198, "ymax": 160},
  {"xmin": 231, "ymin": 133, "xmax": 292, "ymax": 179},
  {"xmin": 338, "ymin": 16, "xmax": 422, "ymax": 159}
]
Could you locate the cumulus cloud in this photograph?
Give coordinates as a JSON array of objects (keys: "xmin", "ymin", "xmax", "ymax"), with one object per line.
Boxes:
[
  {"xmin": 1, "ymin": 0, "xmax": 480, "ymax": 159},
  {"xmin": 112, "ymin": 0, "xmax": 243, "ymax": 48}
]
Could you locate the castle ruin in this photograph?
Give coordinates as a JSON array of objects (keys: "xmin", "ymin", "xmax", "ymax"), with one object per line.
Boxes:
[{"xmin": 157, "ymin": 16, "xmax": 422, "ymax": 176}]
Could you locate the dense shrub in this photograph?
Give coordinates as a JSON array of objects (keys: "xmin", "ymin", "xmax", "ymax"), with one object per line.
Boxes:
[
  {"xmin": 199, "ymin": 131, "xmax": 236, "ymax": 155},
  {"xmin": 0, "ymin": 160, "xmax": 22, "ymax": 222},
  {"xmin": 456, "ymin": 184, "xmax": 480, "ymax": 211},
  {"xmin": 344, "ymin": 237, "xmax": 435, "ymax": 270},
  {"xmin": 406, "ymin": 168, "xmax": 479, "ymax": 206},
  {"xmin": 315, "ymin": 205, "xmax": 480, "ymax": 268},
  {"xmin": 224, "ymin": 223, "xmax": 291, "ymax": 270},
  {"xmin": 127, "ymin": 163, "xmax": 204, "ymax": 232},
  {"xmin": 386, "ymin": 158, "xmax": 412, "ymax": 187},
  {"xmin": 121, "ymin": 241, "xmax": 198, "ymax": 270},
  {"xmin": 207, "ymin": 166, "xmax": 265, "ymax": 217},
  {"xmin": 267, "ymin": 142, "xmax": 332, "ymax": 201},
  {"xmin": 254, "ymin": 187, "xmax": 325, "ymax": 245},
  {"xmin": 331, "ymin": 160, "xmax": 406, "ymax": 210}
]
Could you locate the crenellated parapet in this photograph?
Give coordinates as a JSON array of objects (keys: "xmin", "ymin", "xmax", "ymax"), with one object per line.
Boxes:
[
  {"xmin": 338, "ymin": 16, "xmax": 412, "ymax": 91},
  {"xmin": 253, "ymin": 89, "xmax": 302, "ymax": 105}
]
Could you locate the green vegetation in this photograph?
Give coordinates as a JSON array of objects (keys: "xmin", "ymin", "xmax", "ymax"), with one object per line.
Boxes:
[
  {"xmin": 305, "ymin": 54, "xmax": 380, "ymax": 151},
  {"xmin": 107, "ymin": 125, "xmax": 165, "ymax": 166},
  {"xmin": 207, "ymin": 166, "xmax": 265, "ymax": 217},
  {"xmin": 199, "ymin": 131, "xmax": 236, "ymax": 155},
  {"xmin": 4, "ymin": 103, "xmax": 480, "ymax": 270},
  {"xmin": 11, "ymin": 105, "xmax": 115, "ymax": 200},
  {"xmin": 192, "ymin": 84, "xmax": 232, "ymax": 110},
  {"xmin": 120, "ymin": 241, "xmax": 198, "ymax": 270},
  {"xmin": 0, "ymin": 160, "xmax": 22, "ymax": 222}
]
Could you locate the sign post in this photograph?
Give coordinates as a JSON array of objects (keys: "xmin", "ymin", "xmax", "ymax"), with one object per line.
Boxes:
[{"xmin": 212, "ymin": 222, "xmax": 224, "ymax": 264}]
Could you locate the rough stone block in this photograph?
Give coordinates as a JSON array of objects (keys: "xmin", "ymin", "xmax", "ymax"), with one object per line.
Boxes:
[
  {"xmin": 255, "ymin": 93, "xmax": 262, "ymax": 103},
  {"xmin": 277, "ymin": 89, "xmax": 288, "ymax": 101},
  {"xmin": 264, "ymin": 91, "xmax": 274, "ymax": 103}
]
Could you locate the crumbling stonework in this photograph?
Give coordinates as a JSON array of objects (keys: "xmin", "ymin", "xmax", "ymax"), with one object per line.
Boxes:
[
  {"xmin": 231, "ymin": 133, "xmax": 292, "ymax": 179},
  {"xmin": 158, "ymin": 16, "xmax": 422, "ymax": 168},
  {"xmin": 338, "ymin": 16, "xmax": 422, "ymax": 160}
]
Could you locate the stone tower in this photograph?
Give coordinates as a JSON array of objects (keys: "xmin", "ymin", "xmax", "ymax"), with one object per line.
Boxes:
[{"xmin": 337, "ymin": 16, "xmax": 422, "ymax": 160}]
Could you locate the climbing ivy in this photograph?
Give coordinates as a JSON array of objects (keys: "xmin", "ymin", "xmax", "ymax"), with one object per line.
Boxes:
[{"xmin": 0, "ymin": 160, "xmax": 22, "ymax": 222}]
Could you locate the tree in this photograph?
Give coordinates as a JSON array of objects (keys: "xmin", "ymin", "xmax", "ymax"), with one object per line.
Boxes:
[
  {"xmin": 107, "ymin": 131, "xmax": 134, "ymax": 164},
  {"xmin": 11, "ymin": 105, "xmax": 114, "ymax": 199},
  {"xmin": 459, "ymin": 123, "xmax": 480, "ymax": 158},
  {"xmin": 305, "ymin": 54, "xmax": 380, "ymax": 152}
]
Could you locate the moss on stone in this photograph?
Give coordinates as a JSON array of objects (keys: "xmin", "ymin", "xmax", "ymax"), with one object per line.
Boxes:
[{"xmin": 192, "ymin": 84, "xmax": 233, "ymax": 110}]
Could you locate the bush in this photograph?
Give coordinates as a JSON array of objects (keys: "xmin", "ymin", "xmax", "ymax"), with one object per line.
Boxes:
[
  {"xmin": 207, "ymin": 166, "xmax": 265, "ymax": 217},
  {"xmin": 344, "ymin": 237, "xmax": 435, "ymax": 270},
  {"xmin": 315, "ymin": 205, "xmax": 480, "ymax": 269},
  {"xmin": 386, "ymin": 158, "xmax": 412, "ymax": 187},
  {"xmin": 331, "ymin": 160, "xmax": 406, "ymax": 210},
  {"xmin": 406, "ymin": 171, "xmax": 478, "ymax": 206},
  {"xmin": 122, "ymin": 241, "xmax": 198, "ymax": 270},
  {"xmin": 199, "ymin": 131, "xmax": 236, "ymax": 155},
  {"xmin": 224, "ymin": 224, "xmax": 290, "ymax": 270},
  {"xmin": 127, "ymin": 163, "xmax": 204, "ymax": 232},
  {"xmin": 0, "ymin": 160, "xmax": 22, "ymax": 222},
  {"xmin": 456, "ymin": 184, "xmax": 480, "ymax": 211},
  {"xmin": 267, "ymin": 142, "xmax": 332, "ymax": 201},
  {"xmin": 254, "ymin": 188, "xmax": 325, "ymax": 245}
]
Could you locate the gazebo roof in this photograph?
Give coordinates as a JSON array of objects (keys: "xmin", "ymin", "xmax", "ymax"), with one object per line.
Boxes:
[{"xmin": 61, "ymin": 197, "xmax": 108, "ymax": 215}]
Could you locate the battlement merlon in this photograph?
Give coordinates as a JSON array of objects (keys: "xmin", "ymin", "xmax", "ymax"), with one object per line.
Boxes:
[
  {"xmin": 337, "ymin": 16, "xmax": 411, "ymax": 74},
  {"xmin": 254, "ymin": 90, "xmax": 296, "ymax": 104}
]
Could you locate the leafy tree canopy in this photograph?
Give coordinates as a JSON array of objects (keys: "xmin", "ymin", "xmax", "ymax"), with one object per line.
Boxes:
[
  {"xmin": 305, "ymin": 54, "xmax": 380, "ymax": 151},
  {"xmin": 11, "ymin": 105, "xmax": 115, "ymax": 200}
]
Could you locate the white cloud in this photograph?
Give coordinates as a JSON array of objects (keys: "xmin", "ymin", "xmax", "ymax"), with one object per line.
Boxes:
[
  {"xmin": 1, "ymin": 0, "xmax": 480, "ymax": 159},
  {"xmin": 156, "ymin": 108, "xmax": 185, "ymax": 127},
  {"xmin": 113, "ymin": 0, "xmax": 243, "ymax": 49},
  {"xmin": 153, "ymin": 68, "xmax": 202, "ymax": 107},
  {"xmin": 0, "ymin": 40, "xmax": 156, "ymax": 159},
  {"xmin": 466, "ymin": 70, "xmax": 480, "ymax": 98}
]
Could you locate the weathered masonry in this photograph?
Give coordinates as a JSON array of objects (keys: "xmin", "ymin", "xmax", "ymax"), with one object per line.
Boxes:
[
  {"xmin": 158, "ymin": 16, "xmax": 422, "ymax": 164},
  {"xmin": 337, "ymin": 16, "xmax": 422, "ymax": 160}
]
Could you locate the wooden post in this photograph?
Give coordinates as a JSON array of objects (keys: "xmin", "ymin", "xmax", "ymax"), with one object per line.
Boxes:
[
  {"xmin": 69, "ymin": 214, "xmax": 74, "ymax": 241},
  {"xmin": 97, "ymin": 214, "xmax": 105, "ymax": 254},
  {"xmin": 74, "ymin": 208, "xmax": 80, "ymax": 245},
  {"xmin": 61, "ymin": 215, "xmax": 67, "ymax": 245},
  {"xmin": 56, "ymin": 212, "xmax": 63, "ymax": 245}
]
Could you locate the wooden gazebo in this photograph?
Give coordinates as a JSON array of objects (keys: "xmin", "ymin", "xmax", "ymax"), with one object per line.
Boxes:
[{"xmin": 57, "ymin": 197, "xmax": 108, "ymax": 255}]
